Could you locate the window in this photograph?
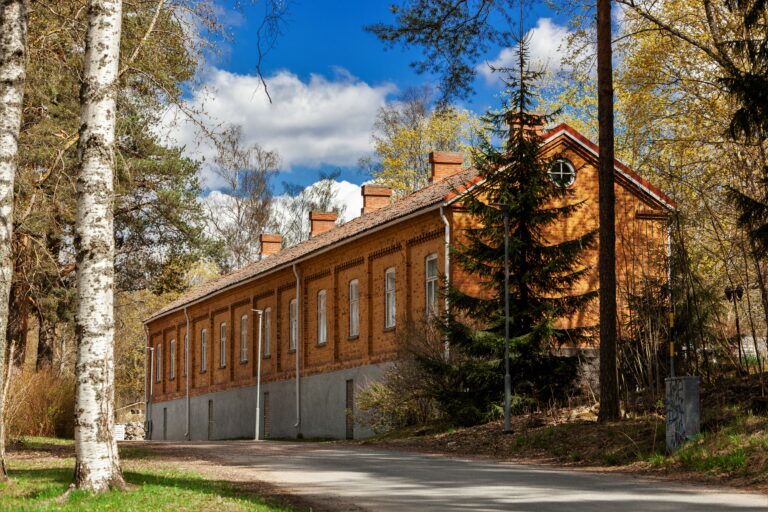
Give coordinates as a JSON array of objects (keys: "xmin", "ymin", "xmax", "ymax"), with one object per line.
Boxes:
[
  {"xmin": 385, "ymin": 267, "xmax": 396, "ymax": 329},
  {"xmin": 317, "ymin": 290, "xmax": 327, "ymax": 345},
  {"xmin": 200, "ymin": 329, "xmax": 207, "ymax": 372},
  {"xmin": 183, "ymin": 334, "xmax": 188, "ymax": 376},
  {"xmin": 426, "ymin": 254, "xmax": 439, "ymax": 317},
  {"xmin": 264, "ymin": 308, "xmax": 272, "ymax": 357},
  {"xmin": 289, "ymin": 299, "xmax": 298, "ymax": 351},
  {"xmin": 219, "ymin": 322, "xmax": 227, "ymax": 368},
  {"xmin": 155, "ymin": 343, "xmax": 162, "ymax": 383},
  {"xmin": 349, "ymin": 279, "xmax": 360, "ymax": 338},
  {"xmin": 240, "ymin": 315, "xmax": 248, "ymax": 362},
  {"xmin": 169, "ymin": 339, "xmax": 176, "ymax": 379},
  {"xmin": 548, "ymin": 159, "xmax": 576, "ymax": 188}
]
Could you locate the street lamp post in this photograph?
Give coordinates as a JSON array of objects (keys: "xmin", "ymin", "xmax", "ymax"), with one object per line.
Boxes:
[
  {"xmin": 725, "ymin": 286, "xmax": 745, "ymax": 373},
  {"xmin": 491, "ymin": 203, "xmax": 512, "ymax": 433},
  {"xmin": 252, "ymin": 309, "xmax": 264, "ymax": 441}
]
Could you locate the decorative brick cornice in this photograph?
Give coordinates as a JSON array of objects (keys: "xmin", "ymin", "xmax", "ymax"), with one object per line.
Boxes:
[
  {"xmin": 406, "ymin": 228, "xmax": 443, "ymax": 247},
  {"xmin": 369, "ymin": 243, "xmax": 402, "ymax": 261},
  {"xmin": 334, "ymin": 256, "xmax": 364, "ymax": 272}
]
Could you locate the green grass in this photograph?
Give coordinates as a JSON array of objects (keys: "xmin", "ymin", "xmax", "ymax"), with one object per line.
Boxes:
[
  {"xmin": 0, "ymin": 455, "xmax": 294, "ymax": 511},
  {"xmin": 647, "ymin": 413, "xmax": 768, "ymax": 478}
]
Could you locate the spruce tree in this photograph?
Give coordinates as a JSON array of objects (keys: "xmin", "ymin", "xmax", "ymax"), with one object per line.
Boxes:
[{"xmin": 421, "ymin": 35, "xmax": 598, "ymax": 426}]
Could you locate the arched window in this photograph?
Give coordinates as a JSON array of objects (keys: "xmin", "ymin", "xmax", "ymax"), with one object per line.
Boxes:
[
  {"xmin": 263, "ymin": 308, "xmax": 272, "ymax": 357},
  {"xmin": 240, "ymin": 315, "xmax": 248, "ymax": 362},
  {"xmin": 200, "ymin": 329, "xmax": 207, "ymax": 371},
  {"xmin": 289, "ymin": 299, "xmax": 298, "ymax": 351},
  {"xmin": 317, "ymin": 290, "xmax": 327, "ymax": 345},
  {"xmin": 219, "ymin": 322, "xmax": 227, "ymax": 368},
  {"xmin": 349, "ymin": 279, "xmax": 360, "ymax": 338},
  {"xmin": 385, "ymin": 267, "xmax": 396, "ymax": 329}
]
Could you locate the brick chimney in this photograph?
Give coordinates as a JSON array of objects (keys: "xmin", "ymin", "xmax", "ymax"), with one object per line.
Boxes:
[
  {"xmin": 309, "ymin": 211, "xmax": 337, "ymax": 237},
  {"xmin": 506, "ymin": 112, "xmax": 545, "ymax": 140},
  {"xmin": 259, "ymin": 233, "xmax": 282, "ymax": 258},
  {"xmin": 360, "ymin": 185, "xmax": 392, "ymax": 215},
  {"xmin": 429, "ymin": 151, "xmax": 464, "ymax": 183}
]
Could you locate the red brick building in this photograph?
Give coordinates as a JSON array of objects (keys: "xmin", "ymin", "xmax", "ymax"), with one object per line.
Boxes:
[{"xmin": 144, "ymin": 124, "xmax": 676, "ymax": 440}]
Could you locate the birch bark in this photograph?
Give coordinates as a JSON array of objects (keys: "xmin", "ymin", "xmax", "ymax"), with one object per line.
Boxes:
[
  {"xmin": 73, "ymin": 0, "xmax": 126, "ymax": 492},
  {"xmin": 0, "ymin": 0, "xmax": 28, "ymax": 480}
]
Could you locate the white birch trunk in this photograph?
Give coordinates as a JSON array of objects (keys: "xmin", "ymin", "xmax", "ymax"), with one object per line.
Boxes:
[
  {"xmin": 0, "ymin": 0, "xmax": 28, "ymax": 479},
  {"xmin": 73, "ymin": 0, "xmax": 125, "ymax": 492}
]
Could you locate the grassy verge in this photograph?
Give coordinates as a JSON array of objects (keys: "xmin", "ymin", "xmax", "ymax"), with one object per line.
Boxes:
[
  {"xmin": 1, "ymin": 438, "xmax": 295, "ymax": 511},
  {"xmin": 361, "ymin": 406, "xmax": 768, "ymax": 488}
]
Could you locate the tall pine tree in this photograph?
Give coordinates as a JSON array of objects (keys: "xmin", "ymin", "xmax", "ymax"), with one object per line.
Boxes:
[{"xmin": 422, "ymin": 35, "xmax": 598, "ymax": 426}]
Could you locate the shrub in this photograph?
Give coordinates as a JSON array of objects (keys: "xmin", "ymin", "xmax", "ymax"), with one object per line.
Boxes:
[{"xmin": 5, "ymin": 367, "xmax": 75, "ymax": 439}]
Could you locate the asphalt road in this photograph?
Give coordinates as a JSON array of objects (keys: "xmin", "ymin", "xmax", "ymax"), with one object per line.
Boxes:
[{"xmin": 147, "ymin": 441, "xmax": 768, "ymax": 512}]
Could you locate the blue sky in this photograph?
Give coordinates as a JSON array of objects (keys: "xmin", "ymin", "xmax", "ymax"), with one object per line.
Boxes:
[{"xmin": 166, "ymin": 1, "xmax": 576, "ymax": 197}]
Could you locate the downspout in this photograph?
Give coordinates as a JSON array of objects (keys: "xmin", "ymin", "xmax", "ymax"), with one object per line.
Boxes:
[
  {"xmin": 440, "ymin": 205, "xmax": 451, "ymax": 360},
  {"xmin": 184, "ymin": 307, "xmax": 191, "ymax": 440},
  {"xmin": 144, "ymin": 325, "xmax": 151, "ymax": 439},
  {"xmin": 292, "ymin": 263, "xmax": 301, "ymax": 430}
]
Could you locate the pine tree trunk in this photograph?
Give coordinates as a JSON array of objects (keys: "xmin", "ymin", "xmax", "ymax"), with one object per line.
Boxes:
[
  {"xmin": 0, "ymin": 0, "xmax": 28, "ymax": 480},
  {"xmin": 596, "ymin": 0, "xmax": 620, "ymax": 422},
  {"xmin": 73, "ymin": 0, "xmax": 125, "ymax": 492},
  {"xmin": 36, "ymin": 311, "xmax": 55, "ymax": 370}
]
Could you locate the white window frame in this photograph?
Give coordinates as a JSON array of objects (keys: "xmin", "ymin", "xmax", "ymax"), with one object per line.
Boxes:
[
  {"xmin": 264, "ymin": 308, "xmax": 272, "ymax": 357},
  {"xmin": 289, "ymin": 299, "xmax": 298, "ymax": 351},
  {"xmin": 200, "ymin": 329, "xmax": 207, "ymax": 372},
  {"xmin": 548, "ymin": 159, "xmax": 577, "ymax": 188},
  {"xmin": 317, "ymin": 290, "xmax": 327, "ymax": 345},
  {"xmin": 169, "ymin": 339, "xmax": 176, "ymax": 380},
  {"xmin": 219, "ymin": 322, "xmax": 227, "ymax": 368},
  {"xmin": 240, "ymin": 314, "xmax": 248, "ymax": 363},
  {"xmin": 156, "ymin": 343, "xmax": 162, "ymax": 383},
  {"xmin": 425, "ymin": 254, "xmax": 439, "ymax": 317},
  {"xmin": 349, "ymin": 279, "xmax": 360, "ymax": 338},
  {"xmin": 385, "ymin": 267, "xmax": 396, "ymax": 329}
]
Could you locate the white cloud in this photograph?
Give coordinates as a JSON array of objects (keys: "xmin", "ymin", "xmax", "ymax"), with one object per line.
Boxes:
[
  {"xmin": 160, "ymin": 69, "xmax": 396, "ymax": 188},
  {"xmin": 478, "ymin": 18, "xmax": 572, "ymax": 84}
]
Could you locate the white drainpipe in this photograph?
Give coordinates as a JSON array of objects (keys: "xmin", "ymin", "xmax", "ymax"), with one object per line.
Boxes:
[
  {"xmin": 144, "ymin": 325, "xmax": 151, "ymax": 438},
  {"xmin": 440, "ymin": 205, "xmax": 451, "ymax": 359},
  {"xmin": 183, "ymin": 307, "xmax": 191, "ymax": 440},
  {"xmin": 292, "ymin": 263, "xmax": 301, "ymax": 430}
]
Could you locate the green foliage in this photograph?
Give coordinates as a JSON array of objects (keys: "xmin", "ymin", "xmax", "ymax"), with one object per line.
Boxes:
[
  {"xmin": 418, "ymin": 38, "xmax": 596, "ymax": 425},
  {"xmin": 367, "ymin": 0, "xmax": 517, "ymax": 100},
  {"xmin": 12, "ymin": 0, "xmax": 223, "ymax": 366},
  {"xmin": 363, "ymin": 87, "xmax": 480, "ymax": 197}
]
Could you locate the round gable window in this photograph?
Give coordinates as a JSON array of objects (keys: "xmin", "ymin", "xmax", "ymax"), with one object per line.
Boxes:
[{"xmin": 548, "ymin": 159, "xmax": 576, "ymax": 188}]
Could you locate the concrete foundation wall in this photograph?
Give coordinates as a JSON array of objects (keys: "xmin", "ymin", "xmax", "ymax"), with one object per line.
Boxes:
[{"xmin": 148, "ymin": 362, "xmax": 388, "ymax": 441}]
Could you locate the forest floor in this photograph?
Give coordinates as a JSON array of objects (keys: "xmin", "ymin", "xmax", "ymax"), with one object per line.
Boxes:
[
  {"xmin": 359, "ymin": 375, "xmax": 768, "ymax": 493},
  {"xmin": 0, "ymin": 437, "xmax": 307, "ymax": 511}
]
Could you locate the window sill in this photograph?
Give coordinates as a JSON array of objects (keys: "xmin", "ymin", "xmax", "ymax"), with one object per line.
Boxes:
[
  {"xmin": 262, "ymin": 354, "xmax": 272, "ymax": 359},
  {"xmin": 200, "ymin": 370, "xmax": 207, "ymax": 374},
  {"xmin": 288, "ymin": 348, "xmax": 296, "ymax": 353},
  {"xmin": 239, "ymin": 360, "xmax": 248, "ymax": 365},
  {"xmin": 316, "ymin": 341, "xmax": 327, "ymax": 347},
  {"xmin": 383, "ymin": 326, "xmax": 396, "ymax": 333},
  {"xmin": 348, "ymin": 335, "xmax": 359, "ymax": 341}
]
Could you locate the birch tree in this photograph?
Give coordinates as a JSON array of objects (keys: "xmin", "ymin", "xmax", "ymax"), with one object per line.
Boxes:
[
  {"xmin": 72, "ymin": 0, "xmax": 126, "ymax": 492},
  {"xmin": 0, "ymin": 0, "xmax": 28, "ymax": 479}
]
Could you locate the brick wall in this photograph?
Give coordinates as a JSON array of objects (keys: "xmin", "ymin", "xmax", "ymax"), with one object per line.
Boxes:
[{"xmin": 146, "ymin": 132, "xmax": 670, "ymax": 403}]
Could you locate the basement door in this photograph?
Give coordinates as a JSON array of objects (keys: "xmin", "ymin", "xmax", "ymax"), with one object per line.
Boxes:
[
  {"xmin": 345, "ymin": 379, "xmax": 354, "ymax": 440},
  {"xmin": 207, "ymin": 399, "xmax": 213, "ymax": 440}
]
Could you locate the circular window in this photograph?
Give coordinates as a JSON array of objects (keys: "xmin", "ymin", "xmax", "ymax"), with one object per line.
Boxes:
[{"xmin": 548, "ymin": 159, "xmax": 576, "ymax": 188}]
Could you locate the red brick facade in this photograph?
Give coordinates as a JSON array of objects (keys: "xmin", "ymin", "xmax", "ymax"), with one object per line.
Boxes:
[{"xmin": 145, "ymin": 125, "xmax": 674, "ymax": 405}]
